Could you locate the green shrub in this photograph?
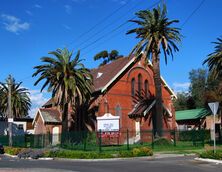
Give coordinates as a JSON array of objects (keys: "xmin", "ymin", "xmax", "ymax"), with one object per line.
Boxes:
[
  {"xmin": 132, "ymin": 148, "xmax": 141, "ymax": 156},
  {"xmin": 153, "ymin": 138, "xmax": 172, "ymax": 146},
  {"xmin": 4, "ymin": 147, "xmax": 24, "ymax": 155},
  {"xmin": 200, "ymin": 150, "xmax": 222, "ymax": 160},
  {"xmin": 140, "ymin": 147, "xmax": 153, "ymax": 156},
  {"xmin": 46, "ymin": 150, "xmax": 114, "ymax": 159},
  {"xmin": 118, "ymin": 151, "xmax": 133, "ymax": 157},
  {"xmin": 119, "ymin": 147, "xmax": 153, "ymax": 157}
]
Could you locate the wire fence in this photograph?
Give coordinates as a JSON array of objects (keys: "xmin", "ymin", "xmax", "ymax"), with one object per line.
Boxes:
[{"xmin": 0, "ymin": 129, "xmax": 221, "ymax": 152}]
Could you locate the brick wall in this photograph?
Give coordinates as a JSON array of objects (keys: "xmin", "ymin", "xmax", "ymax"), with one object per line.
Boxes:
[{"xmin": 94, "ymin": 57, "xmax": 175, "ymax": 135}]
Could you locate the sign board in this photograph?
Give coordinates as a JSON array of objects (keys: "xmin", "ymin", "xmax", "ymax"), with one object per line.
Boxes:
[
  {"xmin": 208, "ymin": 102, "xmax": 219, "ymax": 153},
  {"xmin": 8, "ymin": 118, "xmax": 13, "ymax": 122},
  {"xmin": 208, "ymin": 102, "xmax": 219, "ymax": 115},
  {"xmin": 97, "ymin": 113, "xmax": 120, "ymax": 132}
]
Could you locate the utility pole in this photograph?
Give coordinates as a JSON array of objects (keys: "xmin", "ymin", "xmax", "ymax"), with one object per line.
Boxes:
[{"xmin": 8, "ymin": 75, "xmax": 13, "ymax": 147}]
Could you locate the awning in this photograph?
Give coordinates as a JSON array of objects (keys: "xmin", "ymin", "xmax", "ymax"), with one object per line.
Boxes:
[{"xmin": 128, "ymin": 99, "xmax": 172, "ymax": 119}]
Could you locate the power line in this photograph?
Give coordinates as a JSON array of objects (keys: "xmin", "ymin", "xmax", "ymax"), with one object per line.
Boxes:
[
  {"xmin": 67, "ymin": 0, "xmax": 132, "ymax": 47},
  {"xmin": 181, "ymin": 0, "xmax": 206, "ymax": 27},
  {"xmin": 81, "ymin": 23, "xmax": 136, "ymax": 57},
  {"xmin": 74, "ymin": 0, "xmax": 148, "ymax": 49},
  {"xmin": 77, "ymin": 0, "xmax": 162, "ymax": 55}
]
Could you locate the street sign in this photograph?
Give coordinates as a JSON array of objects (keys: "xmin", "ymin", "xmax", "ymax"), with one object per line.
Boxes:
[
  {"xmin": 208, "ymin": 102, "xmax": 219, "ymax": 154},
  {"xmin": 208, "ymin": 102, "xmax": 219, "ymax": 115}
]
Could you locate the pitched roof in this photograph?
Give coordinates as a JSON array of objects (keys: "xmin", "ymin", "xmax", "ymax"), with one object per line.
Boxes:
[
  {"xmin": 91, "ymin": 55, "xmax": 176, "ymax": 98},
  {"xmin": 42, "ymin": 98, "xmax": 55, "ymax": 107},
  {"xmin": 128, "ymin": 99, "xmax": 155, "ymax": 119},
  {"xmin": 91, "ymin": 57, "xmax": 133, "ymax": 92},
  {"xmin": 128, "ymin": 100, "xmax": 172, "ymax": 119},
  {"xmin": 176, "ymin": 108, "xmax": 211, "ymax": 121},
  {"xmin": 33, "ymin": 108, "xmax": 61, "ymax": 125},
  {"xmin": 42, "ymin": 55, "xmax": 176, "ymax": 107}
]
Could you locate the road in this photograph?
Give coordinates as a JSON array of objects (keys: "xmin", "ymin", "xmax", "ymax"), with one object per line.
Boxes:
[{"xmin": 0, "ymin": 154, "xmax": 221, "ymax": 172}]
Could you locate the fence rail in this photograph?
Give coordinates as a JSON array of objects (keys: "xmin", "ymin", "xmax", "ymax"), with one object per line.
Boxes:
[{"xmin": 0, "ymin": 129, "xmax": 221, "ymax": 152}]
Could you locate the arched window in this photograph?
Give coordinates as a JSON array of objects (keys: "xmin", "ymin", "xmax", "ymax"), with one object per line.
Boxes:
[
  {"xmin": 115, "ymin": 105, "xmax": 122, "ymax": 116},
  {"xmin": 104, "ymin": 101, "xmax": 109, "ymax": 113},
  {"xmin": 138, "ymin": 74, "xmax": 142, "ymax": 95},
  {"xmin": 131, "ymin": 78, "xmax": 135, "ymax": 96},
  {"xmin": 144, "ymin": 80, "xmax": 149, "ymax": 97}
]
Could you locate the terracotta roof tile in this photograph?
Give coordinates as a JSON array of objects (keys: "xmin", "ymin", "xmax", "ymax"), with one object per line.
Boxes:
[
  {"xmin": 39, "ymin": 108, "xmax": 61, "ymax": 123},
  {"xmin": 90, "ymin": 57, "xmax": 131, "ymax": 91}
]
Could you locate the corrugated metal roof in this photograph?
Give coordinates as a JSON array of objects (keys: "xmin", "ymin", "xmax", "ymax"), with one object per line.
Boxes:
[{"xmin": 176, "ymin": 108, "xmax": 211, "ymax": 121}]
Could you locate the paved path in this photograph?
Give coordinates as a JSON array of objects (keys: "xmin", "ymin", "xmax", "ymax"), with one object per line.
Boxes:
[{"xmin": 0, "ymin": 154, "xmax": 221, "ymax": 172}]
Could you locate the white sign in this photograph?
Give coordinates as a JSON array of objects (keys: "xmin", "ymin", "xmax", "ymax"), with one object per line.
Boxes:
[
  {"xmin": 8, "ymin": 118, "xmax": 13, "ymax": 122},
  {"xmin": 97, "ymin": 113, "xmax": 120, "ymax": 132},
  {"xmin": 208, "ymin": 102, "xmax": 219, "ymax": 153},
  {"xmin": 208, "ymin": 102, "xmax": 219, "ymax": 115}
]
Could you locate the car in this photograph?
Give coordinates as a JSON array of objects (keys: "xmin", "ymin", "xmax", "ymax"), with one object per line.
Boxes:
[{"xmin": 0, "ymin": 143, "xmax": 4, "ymax": 154}]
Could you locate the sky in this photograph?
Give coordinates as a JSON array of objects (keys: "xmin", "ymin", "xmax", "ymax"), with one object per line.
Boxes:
[{"xmin": 0, "ymin": 0, "xmax": 221, "ymax": 116}]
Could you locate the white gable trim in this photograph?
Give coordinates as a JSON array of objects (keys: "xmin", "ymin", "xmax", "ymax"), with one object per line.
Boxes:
[
  {"xmin": 101, "ymin": 56, "xmax": 136, "ymax": 93},
  {"xmin": 100, "ymin": 54, "xmax": 176, "ymax": 99},
  {"xmin": 148, "ymin": 59, "xmax": 177, "ymax": 99},
  {"xmin": 32, "ymin": 109, "xmax": 46, "ymax": 126},
  {"xmin": 161, "ymin": 76, "xmax": 177, "ymax": 99}
]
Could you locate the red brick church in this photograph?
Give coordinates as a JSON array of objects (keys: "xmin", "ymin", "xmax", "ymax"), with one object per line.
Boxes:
[{"xmin": 32, "ymin": 55, "xmax": 176, "ymax": 143}]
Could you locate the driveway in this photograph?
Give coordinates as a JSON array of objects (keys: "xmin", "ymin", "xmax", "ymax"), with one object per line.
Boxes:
[{"xmin": 0, "ymin": 154, "xmax": 221, "ymax": 172}]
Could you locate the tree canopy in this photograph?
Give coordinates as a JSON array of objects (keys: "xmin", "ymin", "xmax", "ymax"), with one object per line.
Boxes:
[
  {"xmin": 94, "ymin": 50, "xmax": 122, "ymax": 66},
  {"xmin": 0, "ymin": 75, "xmax": 31, "ymax": 118},
  {"xmin": 126, "ymin": 4, "xmax": 181, "ymax": 136},
  {"xmin": 33, "ymin": 48, "xmax": 93, "ymax": 131}
]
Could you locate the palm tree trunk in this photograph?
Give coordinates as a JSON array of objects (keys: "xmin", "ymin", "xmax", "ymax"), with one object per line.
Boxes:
[
  {"xmin": 152, "ymin": 50, "xmax": 163, "ymax": 137},
  {"xmin": 62, "ymin": 103, "xmax": 68, "ymax": 143}
]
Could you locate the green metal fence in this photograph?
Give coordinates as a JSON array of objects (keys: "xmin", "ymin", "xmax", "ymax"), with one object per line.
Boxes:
[{"xmin": 0, "ymin": 129, "xmax": 218, "ymax": 152}]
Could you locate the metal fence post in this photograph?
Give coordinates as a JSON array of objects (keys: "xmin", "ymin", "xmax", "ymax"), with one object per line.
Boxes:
[
  {"xmin": 201, "ymin": 129, "xmax": 205, "ymax": 147},
  {"xmin": 83, "ymin": 131, "xmax": 87, "ymax": 151},
  {"xmin": 151, "ymin": 129, "xmax": 154, "ymax": 149},
  {"xmin": 174, "ymin": 129, "xmax": 176, "ymax": 147},
  {"xmin": 99, "ymin": 129, "xmax": 102, "ymax": 153},
  {"xmin": 126, "ymin": 129, "xmax": 129, "ymax": 150}
]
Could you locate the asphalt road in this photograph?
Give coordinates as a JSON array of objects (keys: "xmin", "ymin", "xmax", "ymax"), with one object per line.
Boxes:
[{"xmin": 0, "ymin": 154, "xmax": 221, "ymax": 172}]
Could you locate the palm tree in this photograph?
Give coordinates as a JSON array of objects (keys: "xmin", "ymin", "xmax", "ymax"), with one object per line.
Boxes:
[
  {"xmin": 126, "ymin": 4, "xmax": 181, "ymax": 136},
  {"xmin": 94, "ymin": 50, "xmax": 122, "ymax": 66},
  {"xmin": 32, "ymin": 48, "xmax": 93, "ymax": 133},
  {"xmin": 0, "ymin": 75, "xmax": 31, "ymax": 118},
  {"xmin": 203, "ymin": 37, "xmax": 222, "ymax": 79}
]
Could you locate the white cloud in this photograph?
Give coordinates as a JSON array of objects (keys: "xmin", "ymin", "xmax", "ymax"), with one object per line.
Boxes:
[
  {"xmin": 28, "ymin": 89, "xmax": 50, "ymax": 117},
  {"xmin": 29, "ymin": 107, "xmax": 39, "ymax": 118},
  {"xmin": 64, "ymin": 5, "xmax": 72, "ymax": 14},
  {"xmin": 1, "ymin": 14, "xmax": 30, "ymax": 34},
  {"xmin": 172, "ymin": 82, "xmax": 190, "ymax": 93},
  {"xmin": 25, "ymin": 10, "xmax": 33, "ymax": 16},
  {"xmin": 62, "ymin": 24, "xmax": 71, "ymax": 30},
  {"xmin": 112, "ymin": 0, "xmax": 127, "ymax": 5},
  {"xmin": 29, "ymin": 90, "xmax": 48, "ymax": 106},
  {"xmin": 34, "ymin": 4, "xmax": 42, "ymax": 9}
]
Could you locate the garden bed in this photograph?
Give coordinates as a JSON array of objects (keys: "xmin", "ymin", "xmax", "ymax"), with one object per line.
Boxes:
[
  {"xmin": 4, "ymin": 146, "xmax": 153, "ymax": 159},
  {"xmin": 199, "ymin": 150, "xmax": 222, "ymax": 160}
]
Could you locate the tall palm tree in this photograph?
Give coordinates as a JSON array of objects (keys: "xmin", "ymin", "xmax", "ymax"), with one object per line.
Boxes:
[
  {"xmin": 126, "ymin": 4, "xmax": 181, "ymax": 136},
  {"xmin": 32, "ymin": 48, "xmax": 93, "ymax": 133},
  {"xmin": 203, "ymin": 37, "xmax": 222, "ymax": 79},
  {"xmin": 0, "ymin": 75, "xmax": 31, "ymax": 118}
]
